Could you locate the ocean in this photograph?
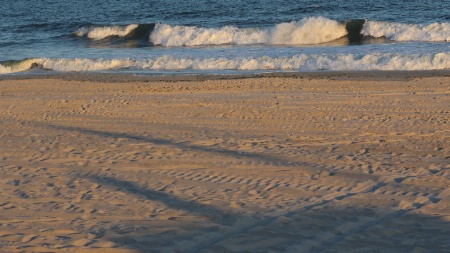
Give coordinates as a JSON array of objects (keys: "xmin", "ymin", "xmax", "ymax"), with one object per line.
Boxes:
[{"xmin": 1, "ymin": 0, "xmax": 449, "ymax": 75}]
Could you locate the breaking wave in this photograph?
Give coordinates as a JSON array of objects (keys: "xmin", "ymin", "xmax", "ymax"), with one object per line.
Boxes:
[
  {"xmin": 362, "ymin": 21, "xmax": 450, "ymax": 42},
  {"xmin": 74, "ymin": 23, "xmax": 156, "ymax": 47},
  {"xmin": 150, "ymin": 17, "xmax": 348, "ymax": 46},
  {"xmin": 0, "ymin": 59, "xmax": 42, "ymax": 74},
  {"xmin": 71, "ymin": 18, "xmax": 450, "ymax": 47},
  {"xmin": 74, "ymin": 24, "xmax": 140, "ymax": 40},
  {"xmin": 2, "ymin": 53, "xmax": 449, "ymax": 74}
]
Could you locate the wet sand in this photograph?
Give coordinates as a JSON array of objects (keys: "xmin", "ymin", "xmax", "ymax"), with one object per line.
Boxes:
[{"xmin": 1, "ymin": 72, "xmax": 450, "ymax": 252}]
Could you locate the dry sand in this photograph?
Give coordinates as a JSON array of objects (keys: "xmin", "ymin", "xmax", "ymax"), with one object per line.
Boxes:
[{"xmin": 1, "ymin": 72, "xmax": 450, "ymax": 252}]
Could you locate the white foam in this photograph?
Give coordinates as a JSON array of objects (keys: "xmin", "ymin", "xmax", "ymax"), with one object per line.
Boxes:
[
  {"xmin": 270, "ymin": 17, "xmax": 347, "ymax": 45},
  {"xmin": 74, "ymin": 24, "xmax": 139, "ymax": 40},
  {"xmin": 39, "ymin": 58, "xmax": 135, "ymax": 72},
  {"xmin": 362, "ymin": 21, "xmax": 450, "ymax": 42},
  {"xmin": 0, "ymin": 64, "xmax": 9, "ymax": 74},
  {"xmin": 2, "ymin": 53, "xmax": 449, "ymax": 74},
  {"xmin": 150, "ymin": 17, "xmax": 347, "ymax": 46},
  {"xmin": 0, "ymin": 59, "xmax": 39, "ymax": 74}
]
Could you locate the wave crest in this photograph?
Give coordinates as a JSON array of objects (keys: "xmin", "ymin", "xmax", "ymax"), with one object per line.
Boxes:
[
  {"xmin": 74, "ymin": 24, "xmax": 139, "ymax": 40},
  {"xmin": 150, "ymin": 17, "xmax": 348, "ymax": 46},
  {"xmin": 71, "ymin": 19, "xmax": 450, "ymax": 46},
  {"xmin": 271, "ymin": 17, "xmax": 347, "ymax": 44},
  {"xmin": 362, "ymin": 21, "xmax": 450, "ymax": 42},
  {"xmin": 2, "ymin": 53, "xmax": 449, "ymax": 74},
  {"xmin": 0, "ymin": 59, "xmax": 41, "ymax": 74}
]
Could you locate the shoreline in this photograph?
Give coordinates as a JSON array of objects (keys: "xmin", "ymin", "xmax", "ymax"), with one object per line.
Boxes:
[{"xmin": 1, "ymin": 69, "xmax": 450, "ymax": 82}]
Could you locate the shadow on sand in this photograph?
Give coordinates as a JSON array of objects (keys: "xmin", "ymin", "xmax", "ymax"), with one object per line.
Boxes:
[{"xmin": 44, "ymin": 124, "xmax": 450, "ymax": 253}]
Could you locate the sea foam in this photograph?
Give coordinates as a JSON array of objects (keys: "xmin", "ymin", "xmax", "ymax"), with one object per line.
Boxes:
[
  {"xmin": 0, "ymin": 59, "xmax": 40, "ymax": 74},
  {"xmin": 2, "ymin": 52, "xmax": 449, "ymax": 74},
  {"xmin": 74, "ymin": 24, "xmax": 139, "ymax": 40},
  {"xmin": 150, "ymin": 17, "xmax": 347, "ymax": 46},
  {"xmin": 72, "ymin": 18, "xmax": 450, "ymax": 45},
  {"xmin": 363, "ymin": 21, "xmax": 450, "ymax": 42}
]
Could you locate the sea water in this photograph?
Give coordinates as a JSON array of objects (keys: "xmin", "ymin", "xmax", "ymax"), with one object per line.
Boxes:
[{"xmin": 1, "ymin": 0, "xmax": 449, "ymax": 74}]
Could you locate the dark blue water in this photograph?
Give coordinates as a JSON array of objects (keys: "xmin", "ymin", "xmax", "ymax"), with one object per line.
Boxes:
[{"xmin": 1, "ymin": 0, "xmax": 449, "ymax": 74}]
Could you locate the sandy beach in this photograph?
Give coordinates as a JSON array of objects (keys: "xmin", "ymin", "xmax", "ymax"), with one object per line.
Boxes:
[{"xmin": 1, "ymin": 72, "xmax": 450, "ymax": 252}]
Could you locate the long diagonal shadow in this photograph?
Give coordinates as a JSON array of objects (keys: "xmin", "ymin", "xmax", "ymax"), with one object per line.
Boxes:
[
  {"xmin": 47, "ymin": 124, "xmax": 303, "ymax": 167},
  {"xmin": 44, "ymin": 123, "xmax": 417, "ymax": 251},
  {"xmin": 45, "ymin": 123, "xmax": 278, "ymax": 220},
  {"xmin": 88, "ymin": 174, "xmax": 234, "ymax": 222},
  {"xmin": 7, "ymin": 122, "xmax": 450, "ymax": 252},
  {"xmin": 43, "ymin": 123, "xmax": 303, "ymax": 249}
]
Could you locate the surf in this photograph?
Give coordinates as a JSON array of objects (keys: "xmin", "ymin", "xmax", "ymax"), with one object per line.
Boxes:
[
  {"xmin": 2, "ymin": 52, "xmax": 449, "ymax": 74},
  {"xmin": 74, "ymin": 23, "xmax": 155, "ymax": 47},
  {"xmin": 72, "ymin": 18, "xmax": 450, "ymax": 48},
  {"xmin": 362, "ymin": 21, "xmax": 450, "ymax": 42},
  {"xmin": 150, "ymin": 17, "xmax": 348, "ymax": 46}
]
